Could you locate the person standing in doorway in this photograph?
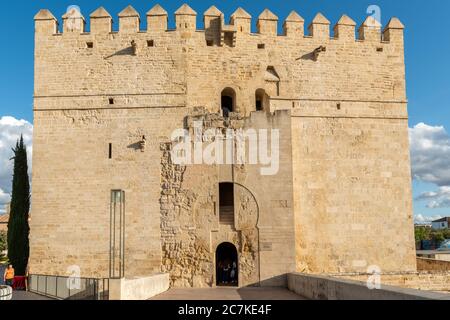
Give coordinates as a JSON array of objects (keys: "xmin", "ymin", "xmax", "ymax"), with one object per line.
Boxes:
[
  {"xmin": 230, "ymin": 261, "xmax": 237, "ymax": 284},
  {"xmin": 3, "ymin": 264, "xmax": 15, "ymax": 287},
  {"xmin": 218, "ymin": 261, "xmax": 224, "ymax": 284},
  {"xmin": 223, "ymin": 263, "xmax": 230, "ymax": 284}
]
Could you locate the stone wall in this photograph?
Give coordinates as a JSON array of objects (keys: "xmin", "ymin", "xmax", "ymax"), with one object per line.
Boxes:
[
  {"xmin": 288, "ymin": 273, "xmax": 450, "ymax": 300},
  {"xmin": 417, "ymin": 258, "xmax": 450, "ymax": 272},
  {"xmin": 332, "ymin": 272, "xmax": 450, "ymax": 293},
  {"xmin": 160, "ymin": 110, "xmax": 295, "ymax": 287},
  {"xmin": 292, "ymin": 115, "xmax": 415, "ymax": 273},
  {"xmin": 31, "ymin": 4, "xmax": 415, "ymax": 283},
  {"xmin": 30, "ymin": 107, "xmax": 185, "ymax": 278},
  {"xmin": 109, "ymin": 273, "xmax": 170, "ymax": 300}
]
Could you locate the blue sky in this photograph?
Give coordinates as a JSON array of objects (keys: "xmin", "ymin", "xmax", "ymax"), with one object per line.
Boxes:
[{"xmin": 0, "ymin": 0, "xmax": 449, "ymax": 221}]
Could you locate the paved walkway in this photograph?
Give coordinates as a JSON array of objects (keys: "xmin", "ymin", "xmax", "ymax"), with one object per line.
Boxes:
[
  {"xmin": 11, "ymin": 290, "xmax": 53, "ymax": 300},
  {"xmin": 152, "ymin": 287, "xmax": 306, "ymax": 300}
]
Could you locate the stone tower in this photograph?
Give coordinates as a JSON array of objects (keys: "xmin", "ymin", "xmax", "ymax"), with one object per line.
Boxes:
[{"xmin": 30, "ymin": 4, "xmax": 415, "ymax": 288}]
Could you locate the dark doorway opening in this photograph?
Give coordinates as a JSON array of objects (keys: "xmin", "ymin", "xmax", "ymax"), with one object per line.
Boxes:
[
  {"xmin": 255, "ymin": 89, "xmax": 266, "ymax": 111},
  {"xmin": 219, "ymin": 183, "xmax": 234, "ymax": 206},
  {"xmin": 216, "ymin": 242, "xmax": 238, "ymax": 287},
  {"xmin": 221, "ymin": 88, "xmax": 236, "ymax": 117},
  {"xmin": 219, "ymin": 183, "xmax": 234, "ymax": 225}
]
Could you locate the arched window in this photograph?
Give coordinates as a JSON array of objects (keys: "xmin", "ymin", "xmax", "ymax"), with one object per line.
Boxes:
[
  {"xmin": 255, "ymin": 89, "xmax": 267, "ymax": 111},
  {"xmin": 221, "ymin": 88, "xmax": 236, "ymax": 117}
]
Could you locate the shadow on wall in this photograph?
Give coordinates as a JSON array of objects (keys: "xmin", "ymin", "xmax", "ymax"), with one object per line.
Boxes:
[
  {"xmin": 105, "ymin": 46, "xmax": 135, "ymax": 59},
  {"xmin": 235, "ymin": 274, "xmax": 288, "ymax": 289},
  {"xmin": 235, "ymin": 274, "xmax": 303, "ymax": 300}
]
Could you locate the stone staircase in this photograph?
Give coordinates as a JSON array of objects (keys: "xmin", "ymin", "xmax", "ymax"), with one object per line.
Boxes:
[{"xmin": 219, "ymin": 206, "xmax": 234, "ymax": 225}]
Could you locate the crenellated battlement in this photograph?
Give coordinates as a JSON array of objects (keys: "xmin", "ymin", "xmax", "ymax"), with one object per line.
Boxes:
[{"xmin": 34, "ymin": 4, "xmax": 404, "ymax": 44}]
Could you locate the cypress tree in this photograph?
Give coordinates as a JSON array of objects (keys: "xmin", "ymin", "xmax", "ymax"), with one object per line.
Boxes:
[{"xmin": 7, "ymin": 135, "xmax": 30, "ymax": 275}]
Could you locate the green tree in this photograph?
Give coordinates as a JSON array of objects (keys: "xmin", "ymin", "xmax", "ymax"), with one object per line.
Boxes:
[
  {"xmin": 0, "ymin": 230, "xmax": 7, "ymax": 258},
  {"xmin": 431, "ymin": 231, "xmax": 446, "ymax": 244},
  {"xmin": 415, "ymin": 226, "xmax": 431, "ymax": 242},
  {"xmin": 7, "ymin": 135, "xmax": 30, "ymax": 275},
  {"xmin": 443, "ymin": 228, "xmax": 450, "ymax": 239}
]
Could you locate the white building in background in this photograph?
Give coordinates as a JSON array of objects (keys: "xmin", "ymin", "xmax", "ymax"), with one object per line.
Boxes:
[{"xmin": 432, "ymin": 217, "xmax": 450, "ymax": 230}]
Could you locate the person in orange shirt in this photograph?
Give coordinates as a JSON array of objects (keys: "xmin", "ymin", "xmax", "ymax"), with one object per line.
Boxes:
[{"xmin": 3, "ymin": 264, "xmax": 14, "ymax": 286}]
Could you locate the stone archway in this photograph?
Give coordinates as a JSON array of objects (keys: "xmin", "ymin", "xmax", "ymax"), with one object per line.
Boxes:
[
  {"xmin": 216, "ymin": 242, "xmax": 239, "ymax": 287},
  {"xmin": 221, "ymin": 87, "xmax": 236, "ymax": 117}
]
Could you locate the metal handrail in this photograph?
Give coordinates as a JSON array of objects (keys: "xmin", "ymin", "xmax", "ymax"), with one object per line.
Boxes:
[{"xmin": 28, "ymin": 274, "xmax": 109, "ymax": 300}]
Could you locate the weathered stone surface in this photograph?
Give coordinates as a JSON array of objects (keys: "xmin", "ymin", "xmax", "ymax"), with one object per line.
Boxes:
[{"xmin": 30, "ymin": 4, "xmax": 415, "ymax": 288}]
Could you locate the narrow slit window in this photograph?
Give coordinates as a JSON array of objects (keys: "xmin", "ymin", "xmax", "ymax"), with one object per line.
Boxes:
[{"xmin": 109, "ymin": 143, "xmax": 112, "ymax": 159}]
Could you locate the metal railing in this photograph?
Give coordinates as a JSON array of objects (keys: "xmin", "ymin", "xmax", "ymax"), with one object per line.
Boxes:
[{"xmin": 28, "ymin": 274, "xmax": 109, "ymax": 300}]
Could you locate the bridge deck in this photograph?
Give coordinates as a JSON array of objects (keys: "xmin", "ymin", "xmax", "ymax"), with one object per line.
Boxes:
[{"xmin": 151, "ymin": 287, "xmax": 306, "ymax": 300}]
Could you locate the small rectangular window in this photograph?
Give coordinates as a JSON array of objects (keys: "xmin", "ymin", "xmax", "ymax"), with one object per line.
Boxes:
[
  {"xmin": 109, "ymin": 98, "xmax": 114, "ymax": 105},
  {"xmin": 109, "ymin": 143, "xmax": 112, "ymax": 159},
  {"xmin": 257, "ymin": 43, "xmax": 265, "ymax": 49},
  {"xmin": 147, "ymin": 40, "xmax": 154, "ymax": 47},
  {"xmin": 86, "ymin": 42, "xmax": 94, "ymax": 49},
  {"xmin": 377, "ymin": 47, "xmax": 383, "ymax": 52},
  {"xmin": 206, "ymin": 40, "xmax": 214, "ymax": 47}
]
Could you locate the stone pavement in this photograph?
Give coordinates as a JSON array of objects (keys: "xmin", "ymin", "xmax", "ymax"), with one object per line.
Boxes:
[
  {"xmin": 11, "ymin": 290, "xmax": 53, "ymax": 300},
  {"xmin": 151, "ymin": 287, "xmax": 306, "ymax": 300}
]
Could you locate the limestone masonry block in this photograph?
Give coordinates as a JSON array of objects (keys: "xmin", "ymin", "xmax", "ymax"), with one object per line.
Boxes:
[
  {"xmin": 257, "ymin": 9, "xmax": 278, "ymax": 35},
  {"xmin": 308, "ymin": 13, "xmax": 331, "ymax": 39},
  {"xmin": 90, "ymin": 7, "xmax": 112, "ymax": 34},
  {"xmin": 334, "ymin": 15, "xmax": 356, "ymax": 40},
  {"xmin": 118, "ymin": 5, "xmax": 140, "ymax": 34},
  {"xmin": 147, "ymin": 4, "xmax": 168, "ymax": 32},
  {"xmin": 283, "ymin": 11, "xmax": 304, "ymax": 37}
]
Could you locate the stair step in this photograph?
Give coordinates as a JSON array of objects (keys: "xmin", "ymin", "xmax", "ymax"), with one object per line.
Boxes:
[{"xmin": 219, "ymin": 206, "xmax": 234, "ymax": 225}]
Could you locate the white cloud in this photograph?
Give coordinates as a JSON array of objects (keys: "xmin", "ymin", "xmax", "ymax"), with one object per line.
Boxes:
[
  {"xmin": 415, "ymin": 186, "xmax": 450, "ymax": 208},
  {"xmin": 409, "ymin": 123, "xmax": 450, "ymax": 186},
  {"xmin": 414, "ymin": 213, "xmax": 443, "ymax": 224},
  {"xmin": 410, "ymin": 123, "xmax": 450, "ymax": 209},
  {"xmin": 0, "ymin": 116, "xmax": 33, "ymax": 208},
  {"xmin": 0, "ymin": 188, "xmax": 10, "ymax": 204}
]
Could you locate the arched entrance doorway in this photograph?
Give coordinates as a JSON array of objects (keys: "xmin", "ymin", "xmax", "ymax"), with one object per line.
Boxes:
[
  {"xmin": 216, "ymin": 242, "xmax": 238, "ymax": 287},
  {"xmin": 221, "ymin": 88, "xmax": 236, "ymax": 117}
]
